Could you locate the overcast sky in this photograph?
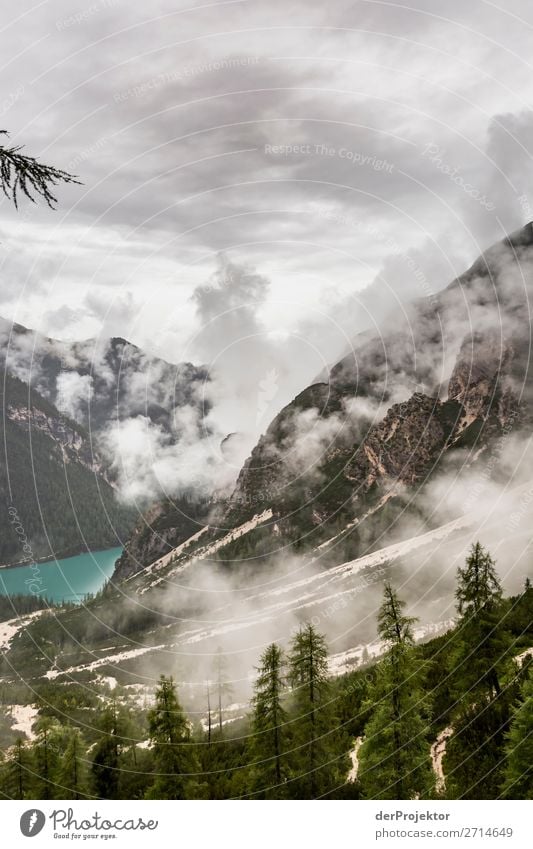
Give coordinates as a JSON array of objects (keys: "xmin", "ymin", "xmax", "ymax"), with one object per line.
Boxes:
[{"xmin": 2, "ymin": 0, "xmax": 533, "ymax": 372}]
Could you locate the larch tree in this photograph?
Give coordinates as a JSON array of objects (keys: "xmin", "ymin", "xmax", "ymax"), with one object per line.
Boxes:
[
  {"xmin": 288, "ymin": 623, "xmax": 336, "ymax": 797},
  {"xmin": 30, "ymin": 718, "xmax": 63, "ymax": 799},
  {"xmin": 146, "ymin": 675, "xmax": 199, "ymax": 800},
  {"xmin": 358, "ymin": 582, "xmax": 433, "ymax": 800},
  {"xmin": 249, "ymin": 643, "xmax": 288, "ymax": 798},
  {"xmin": 0, "ymin": 738, "xmax": 33, "ymax": 799},
  {"xmin": 91, "ymin": 703, "xmax": 123, "ymax": 800},
  {"xmin": 501, "ymin": 670, "xmax": 533, "ymax": 799},
  {"xmin": 443, "ymin": 544, "xmax": 513, "ymax": 799},
  {"xmin": 57, "ymin": 727, "xmax": 90, "ymax": 800},
  {"xmin": 452, "ymin": 542, "xmax": 509, "ymax": 700}
]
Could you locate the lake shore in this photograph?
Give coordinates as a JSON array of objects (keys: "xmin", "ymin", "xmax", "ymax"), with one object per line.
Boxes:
[
  {"xmin": 0, "ymin": 544, "xmax": 122, "ymax": 571},
  {"xmin": 0, "ymin": 547, "xmax": 123, "ymax": 604}
]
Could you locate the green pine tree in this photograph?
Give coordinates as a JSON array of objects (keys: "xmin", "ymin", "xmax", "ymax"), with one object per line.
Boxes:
[
  {"xmin": 30, "ymin": 718, "xmax": 63, "ymax": 799},
  {"xmin": 56, "ymin": 727, "xmax": 90, "ymax": 799},
  {"xmin": 444, "ymin": 544, "xmax": 514, "ymax": 799},
  {"xmin": 0, "ymin": 738, "xmax": 33, "ymax": 799},
  {"xmin": 145, "ymin": 675, "xmax": 200, "ymax": 799},
  {"xmin": 456, "ymin": 541, "xmax": 502, "ymax": 616},
  {"xmin": 358, "ymin": 582, "xmax": 433, "ymax": 799},
  {"xmin": 91, "ymin": 704, "xmax": 122, "ymax": 799},
  {"xmin": 249, "ymin": 643, "xmax": 288, "ymax": 798},
  {"xmin": 451, "ymin": 542, "xmax": 510, "ymax": 701},
  {"xmin": 502, "ymin": 670, "xmax": 533, "ymax": 798},
  {"xmin": 288, "ymin": 623, "xmax": 337, "ymax": 797}
]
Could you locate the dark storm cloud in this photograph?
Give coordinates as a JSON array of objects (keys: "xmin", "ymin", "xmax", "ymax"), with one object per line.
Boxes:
[{"xmin": 1, "ymin": 0, "xmax": 533, "ymax": 350}]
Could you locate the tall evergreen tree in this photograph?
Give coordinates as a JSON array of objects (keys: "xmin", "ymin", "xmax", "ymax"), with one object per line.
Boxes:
[
  {"xmin": 456, "ymin": 541, "xmax": 502, "ymax": 616},
  {"xmin": 145, "ymin": 675, "xmax": 199, "ymax": 799},
  {"xmin": 358, "ymin": 582, "xmax": 433, "ymax": 799},
  {"xmin": 444, "ymin": 544, "xmax": 514, "ymax": 799},
  {"xmin": 249, "ymin": 643, "xmax": 288, "ymax": 798},
  {"xmin": 288, "ymin": 623, "xmax": 336, "ymax": 797},
  {"xmin": 0, "ymin": 738, "xmax": 33, "ymax": 799},
  {"xmin": 91, "ymin": 703, "xmax": 122, "ymax": 799},
  {"xmin": 57, "ymin": 727, "xmax": 90, "ymax": 799},
  {"xmin": 30, "ymin": 718, "xmax": 62, "ymax": 799},
  {"xmin": 452, "ymin": 542, "xmax": 509, "ymax": 700},
  {"xmin": 502, "ymin": 670, "xmax": 533, "ymax": 799}
]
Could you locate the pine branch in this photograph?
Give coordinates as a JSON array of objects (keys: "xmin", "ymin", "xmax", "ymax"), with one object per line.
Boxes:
[{"xmin": 0, "ymin": 130, "xmax": 81, "ymax": 209}]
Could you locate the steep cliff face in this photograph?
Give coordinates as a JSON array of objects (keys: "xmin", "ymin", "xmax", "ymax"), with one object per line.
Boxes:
[
  {"xmin": 113, "ymin": 223, "xmax": 533, "ymax": 582},
  {"xmin": 345, "ymin": 394, "xmax": 463, "ymax": 489},
  {"xmin": 113, "ymin": 496, "xmax": 210, "ymax": 580},
  {"xmin": 0, "ymin": 319, "xmax": 209, "ymax": 463},
  {"xmin": 0, "ymin": 320, "xmax": 211, "ymax": 562},
  {"xmin": 5, "ymin": 405, "xmax": 110, "ymax": 481},
  {"xmin": 0, "ymin": 373, "xmax": 134, "ymax": 566}
]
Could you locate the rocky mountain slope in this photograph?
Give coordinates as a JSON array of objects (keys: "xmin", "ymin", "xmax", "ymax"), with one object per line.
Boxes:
[
  {"xmin": 115, "ymin": 223, "xmax": 533, "ymax": 581},
  {"xmin": 0, "ymin": 317, "xmax": 208, "ymax": 435},
  {"xmin": 0, "ymin": 320, "xmax": 209, "ymax": 565},
  {"xmin": 3, "ymin": 223, "xmax": 533, "ymax": 708},
  {"xmin": 0, "ymin": 372, "xmax": 133, "ymax": 565}
]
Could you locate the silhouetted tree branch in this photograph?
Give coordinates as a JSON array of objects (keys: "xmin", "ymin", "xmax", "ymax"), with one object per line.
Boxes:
[{"xmin": 0, "ymin": 130, "xmax": 80, "ymax": 208}]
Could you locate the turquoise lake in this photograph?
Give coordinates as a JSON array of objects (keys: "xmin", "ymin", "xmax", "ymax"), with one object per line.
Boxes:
[{"xmin": 0, "ymin": 547, "xmax": 123, "ymax": 604}]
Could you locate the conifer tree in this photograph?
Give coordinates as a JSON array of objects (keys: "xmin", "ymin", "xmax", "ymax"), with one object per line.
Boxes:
[
  {"xmin": 452, "ymin": 542, "xmax": 509, "ymax": 699},
  {"xmin": 358, "ymin": 583, "xmax": 433, "ymax": 799},
  {"xmin": 0, "ymin": 738, "xmax": 33, "ymax": 799},
  {"xmin": 57, "ymin": 727, "xmax": 90, "ymax": 799},
  {"xmin": 249, "ymin": 643, "xmax": 288, "ymax": 798},
  {"xmin": 456, "ymin": 541, "xmax": 502, "ymax": 617},
  {"xmin": 288, "ymin": 623, "xmax": 336, "ymax": 797},
  {"xmin": 514, "ymin": 576, "xmax": 533, "ymax": 635},
  {"xmin": 30, "ymin": 718, "xmax": 62, "ymax": 799},
  {"xmin": 502, "ymin": 670, "xmax": 533, "ymax": 799},
  {"xmin": 91, "ymin": 703, "xmax": 122, "ymax": 799},
  {"xmin": 145, "ymin": 675, "xmax": 199, "ymax": 799},
  {"xmin": 443, "ymin": 544, "xmax": 513, "ymax": 798}
]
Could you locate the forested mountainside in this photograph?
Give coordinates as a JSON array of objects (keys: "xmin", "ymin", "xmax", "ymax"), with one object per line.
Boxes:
[
  {"xmin": 0, "ymin": 372, "xmax": 133, "ymax": 565},
  {"xmin": 0, "ymin": 317, "xmax": 208, "ymax": 433},
  {"xmin": 1, "ymin": 545, "xmax": 532, "ymax": 800},
  {"xmin": 0, "ymin": 320, "xmax": 209, "ymax": 564},
  {"xmin": 2, "ymin": 227, "xmax": 533, "ymax": 801},
  {"xmin": 116, "ymin": 223, "xmax": 533, "ymax": 581}
]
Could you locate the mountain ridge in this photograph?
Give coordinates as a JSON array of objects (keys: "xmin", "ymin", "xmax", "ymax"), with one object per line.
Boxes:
[{"xmin": 114, "ymin": 222, "xmax": 533, "ymax": 582}]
